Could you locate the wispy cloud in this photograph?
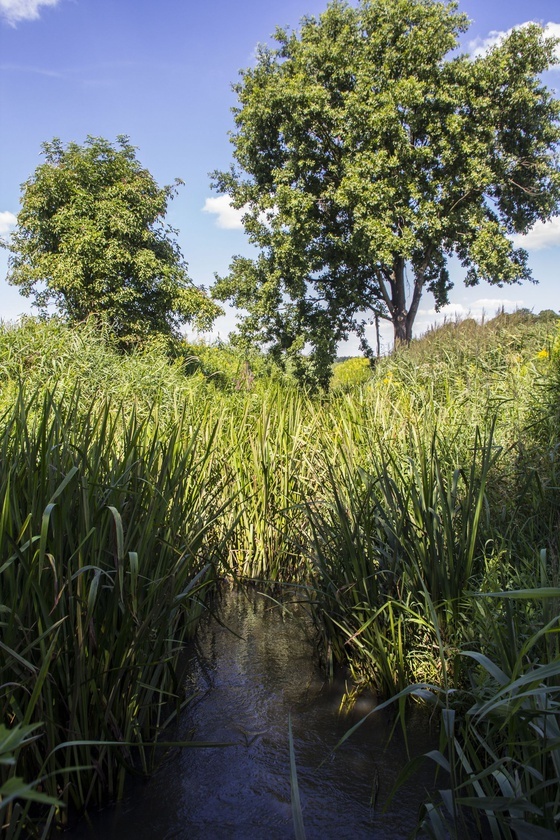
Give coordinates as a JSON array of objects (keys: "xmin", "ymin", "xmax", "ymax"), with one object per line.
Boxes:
[
  {"xmin": 469, "ymin": 21, "xmax": 560, "ymax": 68},
  {"xmin": 0, "ymin": 62, "xmax": 63, "ymax": 77},
  {"xmin": 202, "ymin": 195, "xmax": 245, "ymax": 230},
  {"xmin": 0, "ymin": 59, "xmax": 138, "ymax": 84},
  {"xmin": 0, "ymin": 211, "xmax": 17, "ymax": 238},
  {"xmin": 0, "ymin": 0, "xmax": 62, "ymax": 26}
]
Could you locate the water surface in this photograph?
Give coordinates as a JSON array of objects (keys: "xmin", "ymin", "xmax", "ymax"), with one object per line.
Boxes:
[{"xmin": 72, "ymin": 585, "xmax": 437, "ymax": 839}]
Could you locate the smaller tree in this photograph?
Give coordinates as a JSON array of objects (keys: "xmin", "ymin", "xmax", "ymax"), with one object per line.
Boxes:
[{"xmin": 6, "ymin": 136, "xmax": 221, "ymax": 345}]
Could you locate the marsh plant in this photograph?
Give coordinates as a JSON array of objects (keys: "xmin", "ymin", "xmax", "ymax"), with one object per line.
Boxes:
[
  {"xmin": 0, "ymin": 386, "xmax": 230, "ymax": 831},
  {"xmin": 397, "ymin": 577, "xmax": 560, "ymax": 840},
  {"xmin": 1, "ymin": 311, "xmax": 559, "ymax": 836},
  {"xmin": 305, "ymin": 424, "xmax": 498, "ymax": 693}
]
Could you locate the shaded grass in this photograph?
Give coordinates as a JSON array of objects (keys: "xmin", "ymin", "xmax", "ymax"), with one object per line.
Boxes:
[
  {"xmin": 0, "ymin": 386, "xmax": 230, "ymax": 830},
  {"xmin": 393, "ymin": 581, "xmax": 560, "ymax": 839}
]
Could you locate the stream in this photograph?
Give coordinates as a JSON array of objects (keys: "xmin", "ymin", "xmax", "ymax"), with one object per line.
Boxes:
[{"xmin": 71, "ymin": 585, "xmax": 438, "ymax": 839}]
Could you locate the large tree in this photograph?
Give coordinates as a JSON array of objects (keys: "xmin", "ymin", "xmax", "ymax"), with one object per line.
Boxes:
[
  {"xmin": 212, "ymin": 0, "xmax": 560, "ymax": 385},
  {"xmin": 7, "ymin": 136, "xmax": 221, "ymax": 345}
]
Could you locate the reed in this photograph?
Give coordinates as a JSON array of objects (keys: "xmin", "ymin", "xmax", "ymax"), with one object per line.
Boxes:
[
  {"xmin": 401, "ymin": 577, "xmax": 560, "ymax": 839},
  {"xmin": 222, "ymin": 386, "xmax": 321, "ymax": 581},
  {"xmin": 0, "ymin": 386, "xmax": 229, "ymax": 830},
  {"xmin": 304, "ymin": 422, "xmax": 498, "ymax": 693},
  {"xmin": 0, "ymin": 723, "xmax": 61, "ymax": 840}
]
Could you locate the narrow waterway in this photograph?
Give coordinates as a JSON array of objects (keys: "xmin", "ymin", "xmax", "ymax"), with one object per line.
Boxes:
[{"xmin": 72, "ymin": 585, "xmax": 438, "ymax": 839}]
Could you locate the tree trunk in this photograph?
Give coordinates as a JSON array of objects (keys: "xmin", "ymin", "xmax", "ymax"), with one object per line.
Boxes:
[
  {"xmin": 390, "ymin": 259, "xmax": 425, "ymax": 347},
  {"xmin": 391, "ymin": 258, "xmax": 410, "ymax": 346}
]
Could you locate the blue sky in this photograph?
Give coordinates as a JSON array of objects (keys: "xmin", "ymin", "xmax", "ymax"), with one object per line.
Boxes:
[{"xmin": 1, "ymin": 0, "xmax": 559, "ymax": 353}]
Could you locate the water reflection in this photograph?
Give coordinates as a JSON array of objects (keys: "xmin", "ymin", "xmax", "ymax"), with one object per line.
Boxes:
[{"xmin": 71, "ymin": 585, "xmax": 437, "ymax": 839}]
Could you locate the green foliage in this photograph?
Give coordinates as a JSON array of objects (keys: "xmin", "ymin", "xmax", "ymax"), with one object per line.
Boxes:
[
  {"xmin": 0, "ymin": 723, "xmax": 61, "ymax": 839},
  {"xmin": 212, "ymin": 0, "xmax": 560, "ymax": 385},
  {"xmin": 404, "ymin": 580, "xmax": 560, "ymax": 839},
  {"xmin": 305, "ymin": 425, "xmax": 498, "ymax": 694},
  {"xmin": 6, "ymin": 136, "xmax": 222, "ymax": 345},
  {"xmin": 223, "ymin": 387, "xmax": 319, "ymax": 579},
  {"xmin": 0, "ymin": 316, "xmax": 203, "ymax": 418},
  {"xmin": 180, "ymin": 338, "xmax": 278, "ymax": 391}
]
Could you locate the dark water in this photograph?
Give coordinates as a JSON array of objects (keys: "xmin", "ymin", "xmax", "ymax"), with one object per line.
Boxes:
[{"xmin": 71, "ymin": 586, "xmax": 438, "ymax": 839}]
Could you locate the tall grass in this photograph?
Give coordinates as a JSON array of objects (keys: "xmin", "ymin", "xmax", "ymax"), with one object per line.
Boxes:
[
  {"xmin": 223, "ymin": 387, "xmax": 320, "ymax": 580},
  {"xmin": 0, "ymin": 723, "xmax": 61, "ymax": 840},
  {"xmin": 393, "ymin": 577, "xmax": 560, "ymax": 839},
  {"xmin": 0, "ymin": 385, "xmax": 229, "ymax": 831},
  {"xmin": 310, "ymin": 311, "xmax": 560, "ymax": 837},
  {"xmin": 305, "ymin": 423, "xmax": 499, "ymax": 694}
]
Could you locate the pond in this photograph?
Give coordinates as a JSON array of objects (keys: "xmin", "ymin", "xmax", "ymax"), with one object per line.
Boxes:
[{"xmin": 71, "ymin": 585, "xmax": 438, "ymax": 839}]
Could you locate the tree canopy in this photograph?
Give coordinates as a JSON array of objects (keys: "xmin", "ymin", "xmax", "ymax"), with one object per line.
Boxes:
[
  {"xmin": 212, "ymin": 0, "xmax": 560, "ymax": 386},
  {"xmin": 7, "ymin": 136, "xmax": 222, "ymax": 345}
]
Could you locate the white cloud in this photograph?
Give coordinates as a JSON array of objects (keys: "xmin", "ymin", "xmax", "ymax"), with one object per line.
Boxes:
[
  {"xmin": 469, "ymin": 24, "xmax": 527, "ymax": 59},
  {"xmin": 339, "ymin": 294, "xmax": 534, "ymax": 354},
  {"xmin": 466, "ymin": 297, "xmax": 526, "ymax": 311},
  {"xmin": 469, "ymin": 21, "xmax": 560, "ymax": 68},
  {"xmin": 512, "ymin": 216, "xmax": 560, "ymax": 251},
  {"xmin": 0, "ymin": 0, "xmax": 61, "ymax": 25},
  {"xmin": 416, "ymin": 298, "xmax": 527, "ymax": 333},
  {"xmin": 202, "ymin": 195, "xmax": 246, "ymax": 230},
  {"xmin": 0, "ymin": 211, "xmax": 17, "ymax": 238}
]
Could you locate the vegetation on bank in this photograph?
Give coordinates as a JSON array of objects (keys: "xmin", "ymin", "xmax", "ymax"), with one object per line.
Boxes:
[{"xmin": 1, "ymin": 310, "xmax": 559, "ymax": 838}]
